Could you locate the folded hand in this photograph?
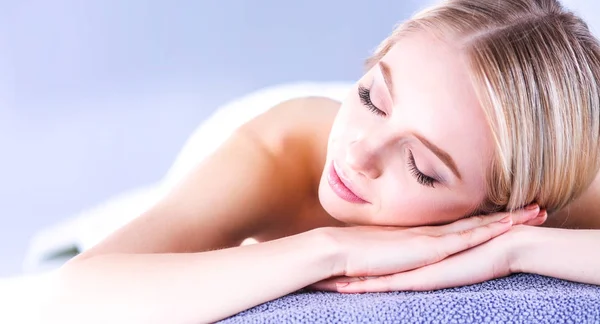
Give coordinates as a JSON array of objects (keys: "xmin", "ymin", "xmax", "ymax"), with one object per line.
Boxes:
[{"xmin": 310, "ymin": 206, "xmax": 545, "ymax": 293}]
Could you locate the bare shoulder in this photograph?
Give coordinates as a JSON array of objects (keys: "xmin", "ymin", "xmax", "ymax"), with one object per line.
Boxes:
[
  {"xmin": 240, "ymin": 96, "xmax": 340, "ymax": 181},
  {"xmin": 232, "ymin": 96, "xmax": 341, "ymax": 238},
  {"xmin": 240, "ymin": 96, "xmax": 341, "ymax": 152}
]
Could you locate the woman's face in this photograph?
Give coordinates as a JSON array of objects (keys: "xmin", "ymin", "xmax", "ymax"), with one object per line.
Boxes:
[{"xmin": 318, "ymin": 31, "xmax": 495, "ymax": 227}]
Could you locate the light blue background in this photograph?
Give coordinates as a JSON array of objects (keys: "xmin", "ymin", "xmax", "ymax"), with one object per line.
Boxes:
[{"xmin": 0, "ymin": 0, "xmax": 596, "ymax": 276}]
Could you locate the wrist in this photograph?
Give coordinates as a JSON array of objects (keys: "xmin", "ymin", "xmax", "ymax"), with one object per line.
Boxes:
[
  {"xmin": 309, "ymin": 227, "xmax": 346, "ymax": 277},
  {"xmin": 507, "ymin": 225, "xmax": 548, "ymax": 274}
]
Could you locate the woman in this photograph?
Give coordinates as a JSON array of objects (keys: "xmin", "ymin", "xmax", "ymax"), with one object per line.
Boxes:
[{"xmin": 52, "ymin": 0, "xmax": 600, "ymax": 323}]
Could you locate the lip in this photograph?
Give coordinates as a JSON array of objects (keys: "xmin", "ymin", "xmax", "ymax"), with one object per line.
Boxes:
[{"xmin": 327, "ymin": 161, "xmax": 369, "ymax": 204}]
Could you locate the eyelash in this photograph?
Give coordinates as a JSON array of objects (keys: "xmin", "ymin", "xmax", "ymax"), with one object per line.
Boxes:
[
  {"xmin": 358, "ymin": 86, "xmax": 435, "ymax": 188},
  {"xmin": 358, "ymin": 86, "xmax": 386, "ymax": 116},
  {"xmin": 407, "ymin": 150, "xmax": 436, "ymax": 188}
]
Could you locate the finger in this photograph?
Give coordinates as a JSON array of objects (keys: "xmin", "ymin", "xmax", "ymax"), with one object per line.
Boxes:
[
  {"xmin": 308, "ymin": 276, "xmax": 372, "ymax": 291},
  {"xmin": 511, "ymin": 205, "xmax": 543, "ymax": 225},
  {"xmin": 431, "ymin": 204, "xmax": 539, "ymax": 235},
  {"xmin": 436, "ymin": 215, "xmax": 512, "ymax": 258},
  {"xmin": 523, "ymin": 209, "xmax": 547, "ymax": 226},
  {"xmin": 337, "ymin": 245, "xmax": 503, "ymax": 293},
  {"xmin": 307, "ymin": 277, "xmax": 351, "ymax": 291},
  {"xmin": 306, "ymin": 281, "xmax": 338, "ymax": 291},
  {"xmin": 335, "ymin": 270, "xmax": 440, "ymax": 293},
  {"xmin": 336, "ymin": 272, "xmax": 413, "ymax": 293}
]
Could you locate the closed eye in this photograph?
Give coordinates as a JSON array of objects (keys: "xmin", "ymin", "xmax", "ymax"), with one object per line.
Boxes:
[
  {"xmin": 407, "ymin": 150, "xmax": 436, "ymax": 188},
  {"xmin": 358, "ymin": 86, "xmax": 386, "ymax": 117}
]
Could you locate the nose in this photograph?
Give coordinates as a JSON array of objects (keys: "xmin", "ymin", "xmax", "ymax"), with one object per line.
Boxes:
[{"xmin": 346, "ymin": 134, "xmax": 383, "ymax": 179}]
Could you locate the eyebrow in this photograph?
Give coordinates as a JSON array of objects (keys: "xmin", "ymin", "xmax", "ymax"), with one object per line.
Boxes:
[
  {"xmin": 379, "ymin": 61, "xmax": 395, "ymax": 101},
  {"xmin": 412, "ymin": 133, "xmax": 463, "ymax": 181}
]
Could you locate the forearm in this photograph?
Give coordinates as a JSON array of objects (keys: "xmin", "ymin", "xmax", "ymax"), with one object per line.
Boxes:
[
  {"xmin": 512, "ymin": 226, "xmax": 600, "ymax": 285},
  {"xmin": 48, "ymin": 229, "xmax": 338, "ymax": 324}
]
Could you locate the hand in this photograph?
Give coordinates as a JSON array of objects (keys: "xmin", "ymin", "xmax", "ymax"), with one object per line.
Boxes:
[
  {"xmin": 311, "ymin": 207, "xmax": 546, "ymax": 293},
  {"xmin": 320, "ymin": 206, "xmax": 541, "ymax": 281}
]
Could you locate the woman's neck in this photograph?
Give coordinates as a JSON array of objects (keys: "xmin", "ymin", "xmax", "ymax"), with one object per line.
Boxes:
[{"xmin": 545, "ymin": 171, "xmax": 600, "ymax": 229}]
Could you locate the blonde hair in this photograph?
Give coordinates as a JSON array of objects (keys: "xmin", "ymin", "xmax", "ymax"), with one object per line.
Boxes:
[{"xmin": 367, "ymin": 0, "xmax": 600, "ymax": 214}]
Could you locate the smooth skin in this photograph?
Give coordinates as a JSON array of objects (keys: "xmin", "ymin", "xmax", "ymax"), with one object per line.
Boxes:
[{"xmin": 51, "ymin": 32, "xmax": 600, "ymax": 324}]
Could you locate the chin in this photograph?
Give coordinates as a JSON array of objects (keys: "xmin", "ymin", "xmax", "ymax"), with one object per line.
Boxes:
[
  {"xmin": 317, "ymin": 179, "xmax": 343, "ymax": 221},
  {"xmin": 316, "ymin": 178, "xmax": 345, "ymax": 218}
]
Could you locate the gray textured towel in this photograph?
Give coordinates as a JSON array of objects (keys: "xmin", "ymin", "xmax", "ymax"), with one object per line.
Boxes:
[{"xmin": 221, "ymin": 274, "xmax": 600, "ymax": 323}]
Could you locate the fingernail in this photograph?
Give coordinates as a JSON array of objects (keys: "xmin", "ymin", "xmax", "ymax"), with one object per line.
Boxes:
[
  {"xmin": 499, "ymin": 215, "xmax": 512, "ymax": 223},
  {"xmin": 336, "ymin": 282, "xmax": 350, "ymax": 288},
  {"xmin": 525, "ymin": 203, "xmax": 539, "ymax": 211}
]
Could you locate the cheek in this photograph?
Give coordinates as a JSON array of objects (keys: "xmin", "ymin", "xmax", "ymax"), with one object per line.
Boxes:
[
  {"xmin": 327, "ymin": 106, "xmax": 362, "ymax": 151},
  {"xmin": 375, "ymin": 177, "xmax": 467, "ymax": 226},
  {"xmin": 376, "ymin": 178, "xmax": 433, "ymax": 226},
  {"xmin": 329, "ymin": 95, "xmax": 382, "ymax": 142}
]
